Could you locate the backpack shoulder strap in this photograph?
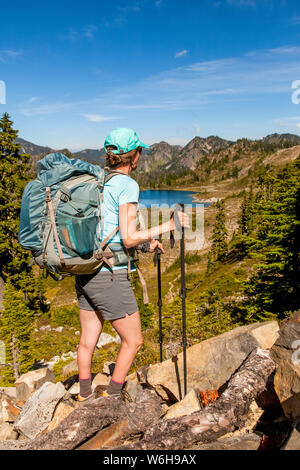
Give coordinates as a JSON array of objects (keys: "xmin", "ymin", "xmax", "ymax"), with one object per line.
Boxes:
[{"xmin": 104, "ymin": 168, "xmax": 133, "ymax": 184}]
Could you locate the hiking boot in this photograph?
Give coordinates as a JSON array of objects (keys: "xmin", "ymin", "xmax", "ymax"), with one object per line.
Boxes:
[
  {"xmin": 97, "ymin": 388, "xmax": 132, "ymax": 402},
  {"xmin": 74, "ymin": 392, "xmax": 96, "ymax": 403}
]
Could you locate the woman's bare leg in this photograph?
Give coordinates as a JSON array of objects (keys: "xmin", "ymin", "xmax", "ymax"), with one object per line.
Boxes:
[
  {"xmin": 110, "ymin": 310, "xmax": 143, "ymax": 383},
  {"xmin": 77, "ymin": 309, "xmax": 104, "ymax": 379}
]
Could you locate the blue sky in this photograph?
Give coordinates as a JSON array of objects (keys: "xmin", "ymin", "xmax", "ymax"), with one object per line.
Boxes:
[{"xmin": 1, "ymin": 0, "xmax": 300, "ymax": 149}]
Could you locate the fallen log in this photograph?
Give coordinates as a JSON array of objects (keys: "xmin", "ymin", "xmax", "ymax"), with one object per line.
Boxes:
[
  {"xmin": 5, "ymin": 389, "xmax": 162, "ymax": 450},
  {"xmin": 112, "ymin": 348, "xmax": 276, "ymax": 450},
  {"xmin": 0, "ymin": 347, "xmax": 275, "ymax": 451}
]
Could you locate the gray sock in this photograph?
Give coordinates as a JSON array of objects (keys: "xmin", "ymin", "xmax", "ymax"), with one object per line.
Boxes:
[
  {"xmin": 106, "ymin": 378, "xmax": 124, "ymax": 396},
  {"xmin": 79, "ymin": 377, "xmax": 92, "ymax": 397}
]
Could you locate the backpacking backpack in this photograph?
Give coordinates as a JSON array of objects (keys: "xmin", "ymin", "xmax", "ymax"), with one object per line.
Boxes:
[
  {"xmin": 19, "ymin": 152, "xmax": 149, "ymax": 302},
  {"xmin": 19, "ymin": 152, "xmax": 124, "ymax": 276}
]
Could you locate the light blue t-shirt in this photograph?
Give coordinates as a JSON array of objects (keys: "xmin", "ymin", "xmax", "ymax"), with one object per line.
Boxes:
[{"xmin": 99, "ymin": 173, "xmax": 139, "ymax": 271}]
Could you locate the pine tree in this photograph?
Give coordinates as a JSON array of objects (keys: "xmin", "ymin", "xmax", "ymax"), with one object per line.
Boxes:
[
  {"xmin": 0, "ymin": 114, "xmax": 48, "ymax": 384},
  {"xmin": 210, "ymin": 200, "xmax": 228, "ymax": 263},
  {"xmin": 0, "ymin": 113, "xmax": 31, "ymax": 284},
  {"xmin": 0, "ymin": 279, "xmax": 35, "ymax": 382},
  {"xmin": 243, "ymin": 157, "xmax": 300, "ymax": 319},
  {"xmin": 238, "ymin": 186, "xmax": 254, "ymax": 235}
]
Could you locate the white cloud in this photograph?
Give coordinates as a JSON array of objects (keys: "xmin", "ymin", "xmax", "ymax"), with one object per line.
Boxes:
[
  {"xmin": 20, "ymin": 44, "xmax": 300, "ymax": 121},
  {"xmin": 2, "ymin": 49, "xmax": 21, "ymax": 56},
  {"xmin": 61, "ymin": 25, "xmax": 98, "ymax": 41},
  {"xmin": 0, "ymin": 49, "xmax": 21, "ymax": 61},
  {"xmin": 296, "ymin": 123, "xmax": 300, "ymax": 128},
  {"xmin": 27, "ymin": 96, "xmax": 39, "ymax": 103},
  {"xmin": 175, "ymin": 49, "xmax": 188, "ymax": 59},
  {"xmin": 82, "ymin": 114, "xmax": 119, "ymax": 122},
  {"xmin": 22, "ymin": 102, "xmax": 75, "ymax": 116}
]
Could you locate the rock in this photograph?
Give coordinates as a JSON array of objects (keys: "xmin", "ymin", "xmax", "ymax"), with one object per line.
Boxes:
[
  {"xmin": 75, "ymin": 331, "xmax": 80, "ymax": 336},
  {"xmin": 13, "ymin": 381, "xmax": 66, "ymax": 439},
  {"xmin": 163, "ymin": 389, "xmax": 202, "ymax": 420},
  {"xmin": 146, "ymin": 321, "xmax": 279, "ymax": 401},
  {"xmin": 92, "ymin": 373, "xmax": 109, "ymax": 390},
  {"xmin": 46, "ymin": 401, "xmax": 75, "ymax": 432},
  {"xmin": 123, "ymin": 373, "xmax": 143, "ymax": 402},
  {"xmin": 39, "ymin": 325, "xmax": 51, "ymax": 331},
  {"xmin": 53, "ymin": 326, "xmax": 63, "ymax": 333},
  {"xmin": 102, "ymin": 361, "xmax": 116, "ymax": 376},
  {"xmin": 61, "ymin": 351, "xmax": 77, "ymax": 360},
  {"xmin": 136, "ymin": 365, "xmax": 150, "ymax": 384},
  {"xmin": 61, "ymin": 360, "xmax": 78, "ymax": 377},
  {"xmin": 270, "ymin": 311, "xmax": 300, "ymax": 421},
  {"xmin": 45, "ymin": 355, "xmax": 61, "ymax": 370},
  {"xmin": 0, "ymin": 422, "xmax": 18, "ymax": 440},
  {"xmin": 0, "ymin": 387, "xmax": 16, "ymax": 400},
  {"xmin": 14, "ymin": 368, "xmax": 55, "ymax": 402},
  {"xmin": 282, "ymin": 419, "xmax": 300, "ymax": 450},
  {"xmin": 188, "ymin": 433, "xmax": 262, "ymax": 450},
  {"xmin": 68, "ymin": 382, "xmax": 80, "ymax": 395},
  {"xmin": 1, "ymin": 397, "xmax": 22, "ymax": 422},
  {"xmin": 96, "ymin": 333, "xmax": 120, "ymax": 348}
]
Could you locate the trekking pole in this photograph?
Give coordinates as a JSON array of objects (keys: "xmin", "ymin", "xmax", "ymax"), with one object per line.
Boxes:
[
  {"xmin": 173, "ymin": 203, "xmax": 187, "ymax": 396},
  {"xmin": 153, "ymin": 240, "xmax": 163, "ymax": 362}
]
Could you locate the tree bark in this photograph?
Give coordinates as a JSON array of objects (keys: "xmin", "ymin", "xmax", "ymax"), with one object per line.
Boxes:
[
  {"xmin": 23, "ymin": 389, "xmax": 162, "ymax": 450},
  {"xmin": 0, "ymin": 348, "xmax": 275, "ymax": 451},
  {"xmin": 113, "ymin": 348, "xmax": 276, "ymax": 450}
]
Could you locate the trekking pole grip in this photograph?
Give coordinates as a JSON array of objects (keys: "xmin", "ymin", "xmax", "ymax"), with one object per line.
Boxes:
[{"xmin": 172, "ymin": 203, "xmax": 184, "ymax": 235}]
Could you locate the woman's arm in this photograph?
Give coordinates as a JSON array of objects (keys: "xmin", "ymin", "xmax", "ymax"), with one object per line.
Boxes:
[{"xmin": 119, "ymin": 203, "xmax": 189, "ymax": 249}]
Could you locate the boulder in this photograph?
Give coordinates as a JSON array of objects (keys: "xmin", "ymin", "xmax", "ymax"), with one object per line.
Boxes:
[
  {"xmin": 46, "ymin": 401, "xmax": 75, "ymax": 432},
  {"xmin": 0, "ymin": 387, "xmax": 16, "ymax": 400},
  {"xmin": 282, "ymin": 419, "xmax": 300, "ymax": 450},
  {"xmin": 53, "ymin": 326, "xmax": 63, "ymax": 333},
  {"xmin": 1, "ymin": 396, "xmax": 22, "ymax": 422},
  {"xmin": 13, "ymin": 381, "xmax": 66, "ymax": 439},
  {"xmin": 123, "ymin": 373, "xmax": 143, "ymax": 402},
  {"xmin": 163, "ymin": 389, "xmax": 202, "ymax": 420},
  {"xmin": 96, "ymin": 333, "xmax": 120, "ymax": 348},
  {"xmin": 61, "ymin": 360, "xmax": 78, "ymax": 377},
  {"xmin": 92, "ymin": 373, "xmax": 109, "ymax": 390},
  {"xmin": 0, "ymin": 422, "xmax": 18, "ymax": 441},
  {"xmin": 270, "ymin": 311, "xmax": 300, "ymax": 421},
  {"xmin": 14, "ymin": 368, "xmax": 55, "ymax": 402},
  {"xmin": 146, "ymin": 321, "xmax": 279, "ymax": 401},
  {"xmin": 68, "ymin": 382, "xmax": 80, "ymax": 395},
  {"xmin": 102, "ymin": 361, "xmax": 116, "ymax": 376}
]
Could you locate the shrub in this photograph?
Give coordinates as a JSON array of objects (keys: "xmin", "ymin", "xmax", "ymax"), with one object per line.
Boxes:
[{"xmin": 50, "ymin": 305, "xmax": 81, "ymax": 329}]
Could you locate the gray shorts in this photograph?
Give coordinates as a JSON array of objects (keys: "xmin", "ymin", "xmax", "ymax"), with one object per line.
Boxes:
[{"xmin": 75, "ymin": 269, "xmax": 139, "ymax": 321}]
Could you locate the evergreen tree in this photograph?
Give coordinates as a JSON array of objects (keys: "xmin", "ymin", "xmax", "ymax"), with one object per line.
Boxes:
[
  {"xmin": 244, "ymin": 158, "xmax": 300, "ymax": 318},
  {"xmin": 0, "ymin": 114, "xmax": 48, "ymax": 384},
  {"xmin": 0, "ymin": 279, "xmax": 35, "ymax": 382},
  {"xmin": 0, "ymin": 113, "xmax": 31, "ymax": 284},
  {"xmin": 210, "ymin": 200, "xmax": 228, "ymax": 263},
  {"xmin": 238, "ymin": 186, "xmax": 254, "ymax": 235}
]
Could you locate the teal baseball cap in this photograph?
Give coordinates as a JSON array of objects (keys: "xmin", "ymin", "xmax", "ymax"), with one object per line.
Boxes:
[{"xmin": 104, "ymin": 128, "xmax": 149, "ymax": 155}]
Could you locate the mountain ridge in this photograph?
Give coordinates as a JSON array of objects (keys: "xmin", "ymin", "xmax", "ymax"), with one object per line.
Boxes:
[{"xmin": 15, "ymin": 133, "xmax": 300, "ymax": 174}]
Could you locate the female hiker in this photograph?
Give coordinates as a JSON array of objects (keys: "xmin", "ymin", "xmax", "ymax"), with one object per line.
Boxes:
[{"xmin": 75, "ymin": 128, "xmax": 189, "ymax": 401}]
